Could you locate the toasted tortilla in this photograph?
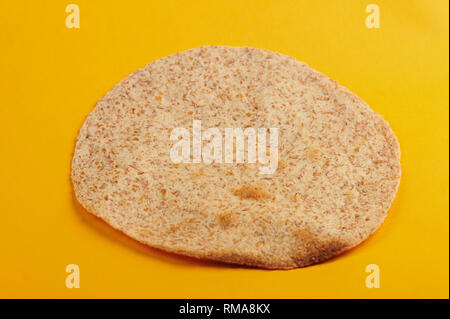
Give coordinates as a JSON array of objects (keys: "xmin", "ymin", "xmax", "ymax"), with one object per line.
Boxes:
[{"xmin": 71, "ymin": 46, "xmax": 401, "ymax": 269}]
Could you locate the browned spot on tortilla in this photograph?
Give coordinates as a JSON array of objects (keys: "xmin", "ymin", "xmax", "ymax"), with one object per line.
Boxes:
[
  {"xmin": 169, "ymin": 224, "xmax": 179, "ymax": 233},
  {"xmin": 278, "ymin": 160, "xmax": 287, "ymax": 169},
  {"xmin": 290, "ymin": 193, "xmax": 300, "ymax": 202},
  {"xmin": 231, "ymin": 185, "xmax": 274, "ymax": 201},
  {"xmin": 216, "ymin": 211, "xmax": 237, "ymax": 228},
  {"xmin": 291, "ymin": 229, "xmax": 348, "ymax": 266}
]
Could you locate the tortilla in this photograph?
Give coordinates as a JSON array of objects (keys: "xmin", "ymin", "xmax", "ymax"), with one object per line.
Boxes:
[{"xmin": 71, "ymin": 46, "xmax": 401, "ymax": 269}]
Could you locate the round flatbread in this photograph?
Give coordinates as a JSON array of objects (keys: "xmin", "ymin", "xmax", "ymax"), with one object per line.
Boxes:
[{"xmin": 71, "ymin": 46, "xmax": 401, "ymax": 269}]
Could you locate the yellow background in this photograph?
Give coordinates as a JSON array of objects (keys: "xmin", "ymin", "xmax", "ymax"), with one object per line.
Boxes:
[{"xmin": 0, "ymin": 0, "xmax": 448, "ymax": 298}]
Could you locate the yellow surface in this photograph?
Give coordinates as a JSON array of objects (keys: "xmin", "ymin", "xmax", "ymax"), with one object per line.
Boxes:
[{"xmin": 0, "ymin": 0, "xmax": 448, "ymax": 299}]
